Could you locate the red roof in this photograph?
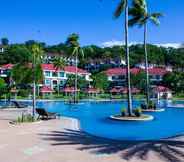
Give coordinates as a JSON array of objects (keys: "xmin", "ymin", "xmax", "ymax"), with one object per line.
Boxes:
[
  {"xmin": 121, "ymin": 87, "xmax": 140, "ymax": 94},
  {"xmin": 41, "ymin": 64, "xmax": 57, "ymax": 71},
  {"xmin": 85, "ymin": 88, "xmax": 100, "ymax": 93},
  {"xmin": 148, "ymin": 68, "xmax": 168, "ymax": 75},
  {"xmin": 0, "ymin": 64, "xmax": 14, "ymax": 70},
  {"xmin": 153, "ymin": 86, "xmax": 170, "ymax": 92},
  {"xmin": 110, "ymin": 87, "xmax": 140, "ymax": 94},
  {"xmin": 61, "ymin": 87, "xmax": 80, "ymax": 93},
  {"xmin": 40, "ymin": 86, "xmax": 54, "ymax": 93},
  {"xmin": 110, "ymin": 88, "xmax": 121, "ymax": 93},
  {"xmin": 64, "ymin": 66, "xmax": 89, "ymax": 74},
  {"xmin": 41, "ymin": 64, "xmax": 89, "ymax": 74},
  {"xmin": 105, "ymin": 68, "xmax": 141, "ymax": 76}
]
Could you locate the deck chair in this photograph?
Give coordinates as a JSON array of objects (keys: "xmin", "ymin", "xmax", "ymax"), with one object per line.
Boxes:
[{"xmin": 36, "ymin": 108, "xmax": 60, "ymax": 120}]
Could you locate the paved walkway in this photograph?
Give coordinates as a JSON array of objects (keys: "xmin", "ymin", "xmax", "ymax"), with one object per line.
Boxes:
[{"xmin": 0, "ymin": 109, "xmax": 184, "ymax": 162}]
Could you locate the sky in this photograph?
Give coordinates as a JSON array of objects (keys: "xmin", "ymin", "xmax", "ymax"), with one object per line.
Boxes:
[{"xmin": 0, "ymin": 0, "xmax": 183, "ymax": 46}]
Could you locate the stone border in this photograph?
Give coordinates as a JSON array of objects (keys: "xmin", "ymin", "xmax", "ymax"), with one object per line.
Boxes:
[
  {"xmin": 167, "ymin": 105, "xmax": 184, "ymax": 108},
  {"xmin": 141, "ymin": 108, "xmax": 165, "ymax": 112},
  {"xmin": 110, "ymin": 115, "xmax": 154, "ymax": 121}
]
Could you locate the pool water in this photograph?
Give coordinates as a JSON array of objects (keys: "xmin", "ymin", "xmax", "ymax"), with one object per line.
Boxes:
[{"xmin": 35, "ymin": 100, "xmax": 184, "ymax": 141}]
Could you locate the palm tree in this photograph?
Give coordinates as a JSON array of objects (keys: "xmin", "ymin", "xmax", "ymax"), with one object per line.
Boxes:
[
  {"xmin": 53, "ymin": 57, "xmax": 66, "ymax": 95},
  {"xmin": 114, "ymin": 0, "xmax": 133, "ymax": 116},
  {"xmin": 129, "ymin": 0, "xmax": 162, "ymax": 108},
  {"xmin": 66, "ymin": 33, "xmax": 84, "ymax": 103},
  {"xmin": 30, "ymin": 43, "xmax": 44, "ymax": 118}
]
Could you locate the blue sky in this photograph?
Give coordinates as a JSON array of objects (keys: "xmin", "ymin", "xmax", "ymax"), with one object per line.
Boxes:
[{"xmin": 0, "ymin": 0, "xmax": 183, "ymax": 46}]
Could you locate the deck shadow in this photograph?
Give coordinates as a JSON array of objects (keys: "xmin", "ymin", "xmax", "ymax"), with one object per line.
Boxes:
[{"xmin": 40, "ymin": 129, "xmax": 184, "ymax": 162}]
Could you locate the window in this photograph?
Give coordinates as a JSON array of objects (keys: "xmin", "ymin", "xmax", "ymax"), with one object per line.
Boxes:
[
  {"xmin": 45, "ymin": 79, "xmax": 51, "ymax": 85},
  {"xmin": 59, "ymin": 72, "xmax": 65, "ymax": 78},
  {"xmin": 60, "ymin": 80, "xmax": 65, "ymax": 86},
  {"xmin": 52, "ymin": 80, "xmax": 58, "ymax": 85},
  {"xmin": 52, "ymin": 72, "xmax": 58, "ymax": 77},
  {"xmin": 45, "ymin": 71, "xmax": 51, "ymax": 77},
  {"xmin": 112, "ymin": 75, "xmax": 125, "ymax": 80},
  {"xmin": 156, "ymin": 75, "xmax": 161, "ymax": 80}
]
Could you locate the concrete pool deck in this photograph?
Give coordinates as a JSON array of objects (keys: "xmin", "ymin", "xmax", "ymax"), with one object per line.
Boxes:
[{"xmin": 0, "ymin": 109, "xmax": 184, "ymax": 162}]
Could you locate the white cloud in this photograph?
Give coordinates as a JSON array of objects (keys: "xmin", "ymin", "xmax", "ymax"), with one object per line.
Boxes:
[
  {"xmin": 101, "ymin": 40, "xmax": 142, "ymax": 47},
  {"xmin": 155, "ymin": 43, "xmax": 181, "ymax": 48},
  {"xmin": 101, "ymin": 40, "xmax": 124, "ymax": 47},
  {"xmin": 101, "ymin": 40, "xmax": 182, "ymax": 48}
]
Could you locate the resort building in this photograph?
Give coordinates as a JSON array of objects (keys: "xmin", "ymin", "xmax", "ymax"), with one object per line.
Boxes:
[
  {"xmin": 41, "ymin": 64, "xmax": 92, "ymax": 90},
  {"xmin": 84, "ymin": 57, "xmax": 126, "ymax": 72},
  {"xmin": 0, "ymin": 64, "xmax": 13, "ymax": 78},
  {"xmin": 0, "ymin": 63, "xmax": 92, "ymax": 92},
  {"xmin": 148, "ymin": 67, "xmax": 169, "ymax": 85},
  {"xmin": 43, "ymin": 52, "xmax": 78, "ymax": 66},
  {"xmin": 40, "ymin": 86, "xmax": 54, "ymax": 96},
  {"xmin": 152, "ymin": 86, "xmax": 172, "ymax": 100},
  {"xmin": 105, "ymin": 67, "xmax": 141, "ymax": 87},
  {"xmin": 135, "ymin": 62, "xmax": 173, "ymax": 72},
  {"xmin": 105, "ymin": 67, "xmax": 169, "ymax": 87}
]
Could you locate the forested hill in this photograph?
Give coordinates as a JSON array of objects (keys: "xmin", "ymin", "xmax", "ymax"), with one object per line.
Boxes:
[{"xmin": 1, "ymin": 41, "xmax": 184, "ymax": 70}]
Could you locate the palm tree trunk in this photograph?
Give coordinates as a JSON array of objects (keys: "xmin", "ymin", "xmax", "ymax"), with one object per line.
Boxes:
[
  {"xmin": 32, "ymin": 54, "xmax": 36, "ymax": 119},
  {"xmin": 58, "ymin": 84, "xmax": 60, "ymax": 96},
  {"xmin": 33, "ymin": 80, "xmax": 36, "ymax": 118},
  {"xmin": 75, "ymin": 54, "xmax": 78, "ymax": 103},
  {"xmin": 144, "ymin": 23, "xmax": 150, "ymax": 107},
  {"xmin": 125, "ymin": 0, "xmax": 133, "ymax": 116}
]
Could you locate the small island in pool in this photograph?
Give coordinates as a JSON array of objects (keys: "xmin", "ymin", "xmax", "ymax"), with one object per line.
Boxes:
[
  {"xmin": 110, "ymin": 114, "xmax": 154, "ymax": 121},
  {"xmin": 110, "ymin": 107, "xmax": 154, "ymax": 121}
]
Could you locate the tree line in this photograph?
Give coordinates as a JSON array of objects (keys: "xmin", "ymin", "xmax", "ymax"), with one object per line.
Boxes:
[{"xmin": 0, "ymin": 38, "xmax": 184, "ymax": 70}]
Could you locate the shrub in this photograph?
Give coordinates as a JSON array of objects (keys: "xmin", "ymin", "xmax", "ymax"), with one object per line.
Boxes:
[
  {"xmin": 134, "ymin": 108, "xmax": 142, "ymax": 117},
  {"xmin": 148, "ymin": 101, "xmax": 156, "ymax": 109},
  {"xmin": 18, "ymin": 89, "xmax": 30, "ymax": 97},
  {"xmin": 16, "ymin": 113, "xmax": 38, "ymax": 123},
  {"xmin": 121, "ymin": 108, "xmax": 127, "ymax": 117}
]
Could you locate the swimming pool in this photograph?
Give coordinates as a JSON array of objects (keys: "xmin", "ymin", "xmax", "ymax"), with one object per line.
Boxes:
[{"xmin": 34, "ymin": 100, "xmax": 184, "ymax": 141}]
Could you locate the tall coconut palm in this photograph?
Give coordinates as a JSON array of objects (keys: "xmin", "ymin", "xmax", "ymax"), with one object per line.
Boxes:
[
  {"xmin": 53, "ymin": 57, "xmax": 66, "ymax": 95},
  {"xmin": 114, "ymin": 0, "xmax": 133, "ymax": 116},
  {"xmin": 30, "ymin": 43, "xmax": 44, "ymax": 118},
  {"xmin": 66, "ymin": 34, "xmax": 84, "ymax": 103},
  {"xmin": 129, "ymin": 0, "xmax": 162, "ymax": 107}
]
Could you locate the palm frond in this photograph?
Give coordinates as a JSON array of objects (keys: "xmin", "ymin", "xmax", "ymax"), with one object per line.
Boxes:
[
  {"xmin": 151, "ymin": 12, "xmax": 163, "ymax": 18},
  {"xmin": 114, "ymin": 0, "xmax": 126, "ymax": 18},
  {"xmin": 72, "ymin": 47, "xmax": 79, "ymax": 56},
  {"xmin": 149, "ymin": 13, "xmax": 163, "ymax": 25},
  {"xmin": 79, "ymin": 48, "xmax": 85, "ymax": 58},
  {"xmin": 128, "ymin": 16, "xmax": 142, "ymax": 27}
]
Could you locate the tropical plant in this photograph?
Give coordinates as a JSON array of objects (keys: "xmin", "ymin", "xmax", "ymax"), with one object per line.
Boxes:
[
  {"xmin": 16, "ymin": 113, "xmax": 38, "ymax": 123},
  {"xmin": 121, "ymin": 108, "xmax": 127, "ymax": 116},
  {"xmin": 114, "ymin": 0, "xmax": 133, "ymax": 116},
  {"xmin": 129, "ymin": 0, "xmax": 162, "ymax": 108},
  {"xmin": 134, "ymin": 107, "xmax": 142, "ymax": 117},
  {"xmin": 130, "ymin": 71, "xmax": 147, "ymax": 92},
  {"xmin": 30, "ymin": 43, "xmax": 44, "ymax": 118},
  {"xmin": 53, "ymin": 57, "xmax": 66, "ymax": 95},
  {"xmin": 148, "ymin": 100, "xmax": 156, "ymax": 110},
  {"xmin": 4, "ymin": 45, "xmax": 31, "ymax": 64},
  {"xmin": 66, "ymin": 74, "xmax": 88, "ymax": 89},
  {"xmin": 163, "ymin": 72, "xmax": 184, "ymax": 94},
  {"xmin": 92, "ymin": 72, "xmax": 109, "ymax": 92},
  {"xmin": 66, "ymin": 33, "xmax": 84, "ymax": 103},
  {"xmin": 0, "ymin": 78, "xmax": 7, "ymax": 98},
  {"xmin": 1, "ymin": 37, "xmax": 9, "ymax": 46}
]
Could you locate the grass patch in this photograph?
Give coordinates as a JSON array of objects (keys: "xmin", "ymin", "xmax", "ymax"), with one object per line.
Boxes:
[{"xmin": 16, "ymin": 114, "xmax": 39, "ymax": 123}]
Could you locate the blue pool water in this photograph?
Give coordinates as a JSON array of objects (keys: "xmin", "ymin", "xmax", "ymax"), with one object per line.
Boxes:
[
  {"xmin": 35, "ymin": 100, "xmax": 184, "ymax": 141},
  {"xmin": 1, "ymin": 100, "xmax": 184, "ymax": 140}
]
